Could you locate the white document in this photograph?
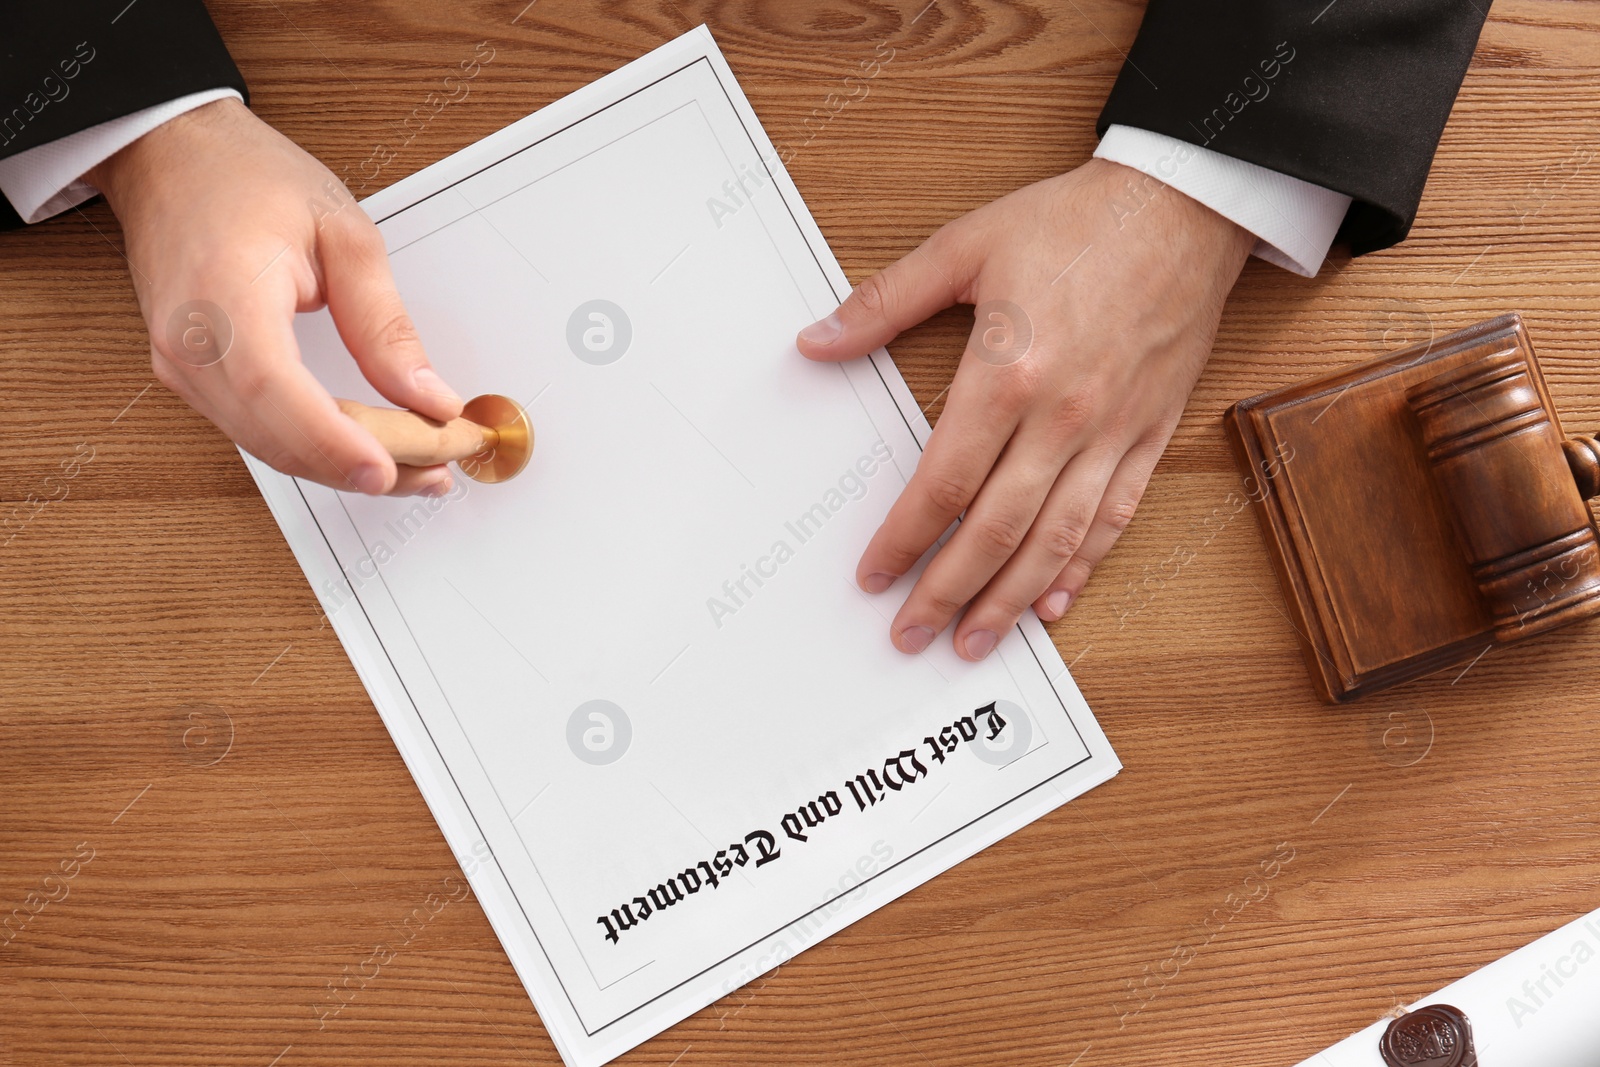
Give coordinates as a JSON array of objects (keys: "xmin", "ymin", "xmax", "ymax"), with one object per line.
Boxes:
[
  {"xmin": 1296, "ymin": 906, "xmax": 1600, "ymax": 1067},
  {"xmin": 245, "ymin": 26, "xmax": 1119, "ymax": 1067}
]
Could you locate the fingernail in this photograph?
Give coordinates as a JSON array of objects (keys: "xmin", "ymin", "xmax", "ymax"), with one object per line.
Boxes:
[
  {"xmin": 351, "ymin": 463, "xmax": 387, "ymax": 494},
  {"xmin": 421, "ymin": 474, "xmax": 453, "ymax": 497},
  {"xmin": 1044, "ymin": 589, "xmax": 1072, "ymax": 619},
  {"xmin": 899, "ymin": 625, "xmax": 935, "ymax": 654},
  {"xmin": 413, "ymin": 367, "xmax": 462, "ymax": 403},
  {"xmin": 799, "ymin": 312, "xmax": 842, "ymax": 346},
  {"xmin": 863, "ymin": 572, "xmax": 896, "ymax": 593},
  {"xmin": 963, "ymin": 629, "xmax": 998, "ymax": 660}
]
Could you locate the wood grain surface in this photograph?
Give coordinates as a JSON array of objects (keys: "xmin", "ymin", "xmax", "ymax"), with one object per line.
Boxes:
[{"xmin": 4, "ymin": 2, "xmax": 1600, "ymax": 1065}]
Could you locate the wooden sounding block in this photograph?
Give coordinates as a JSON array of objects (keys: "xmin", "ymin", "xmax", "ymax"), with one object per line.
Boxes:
[
  {"xmin": 335, "ymin": 392, "xmax": 534, "ymax": 484},
  {"xmin": 1224, "ymin": 314, "xmax": 1600, "ymax": 703}
]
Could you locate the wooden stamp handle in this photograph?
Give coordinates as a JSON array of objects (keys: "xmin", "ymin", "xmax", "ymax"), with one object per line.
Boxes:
[{"xmin": 337, "ymin": 398, "xmax": 499, "ymax": 468}]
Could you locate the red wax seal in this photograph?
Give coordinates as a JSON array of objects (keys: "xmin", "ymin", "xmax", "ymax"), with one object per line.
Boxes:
[{"xmin": 1379, "ymin": 1004, "xmax": 1476, "ymax": 1067}]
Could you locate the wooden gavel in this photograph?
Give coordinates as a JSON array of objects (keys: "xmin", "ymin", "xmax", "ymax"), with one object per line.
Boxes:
[
  {"xmin": 1407, "ymin": 352, "xmax": 1600, "ymax": 641},
  {"xmin": 336, "ymin": 392, "xmax": 534, "ymax": 483},
  {"xmin": 1226, "ymin": 313, "xmax": 1600, "ymax": 703}
]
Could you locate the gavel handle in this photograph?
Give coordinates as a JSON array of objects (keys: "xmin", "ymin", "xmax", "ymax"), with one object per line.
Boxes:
[
  {"xmin": 1565, "ymin": 433, "xmax": 1600, "ymax": 501},
  {"xmin": 337, "ymin": 398, "xmax": 498, "ymax": 468}
]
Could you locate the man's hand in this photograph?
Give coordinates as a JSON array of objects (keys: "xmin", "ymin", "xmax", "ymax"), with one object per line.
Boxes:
[
  {"xmin": 797, "ymin": 158, "xmax": 1253, "ymax": 660},
  {"xmin": 89, "ymin": 97, "xmax": 460, "ymax": 496}
]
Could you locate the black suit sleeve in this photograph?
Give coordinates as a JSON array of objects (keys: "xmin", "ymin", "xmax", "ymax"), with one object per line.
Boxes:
[
  {"xmin": 1096, "ymin": 0, "xmax": 1490, "ymax": 255},
  {"xmin": 0, "ymin": 0, "xmax": 247, "ymax": 230}
]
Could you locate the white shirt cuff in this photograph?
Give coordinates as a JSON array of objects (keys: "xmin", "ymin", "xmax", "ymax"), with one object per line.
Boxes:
[
  {"xmin": 1094, "ymin": 124, "xmax": 1352, "ymax": 278},
  {"xmin": 0, "ymin": 88, "xmax": 242, "ymax": 225}
]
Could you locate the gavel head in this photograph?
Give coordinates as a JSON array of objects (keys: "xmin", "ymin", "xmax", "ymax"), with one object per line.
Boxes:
[{"xmin": 1407, "ymin": 351, "xmax": 1600, "ymax": 640}]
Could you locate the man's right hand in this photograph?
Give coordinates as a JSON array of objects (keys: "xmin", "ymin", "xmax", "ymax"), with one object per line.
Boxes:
[{"xmin": 88, "ymin": 96, "xmax": 461, "ymax": 497}]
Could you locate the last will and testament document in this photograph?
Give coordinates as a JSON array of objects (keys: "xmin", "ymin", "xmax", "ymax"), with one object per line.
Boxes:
[{"xmin": 245, "ymin": 27, "xmax": 1120, "ymax": 1067}]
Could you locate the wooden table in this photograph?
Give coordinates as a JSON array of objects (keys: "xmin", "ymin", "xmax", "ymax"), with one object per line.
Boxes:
[{"xmin": 4, "ymin": 2, "xmax": 1599, "ymax": 1064}]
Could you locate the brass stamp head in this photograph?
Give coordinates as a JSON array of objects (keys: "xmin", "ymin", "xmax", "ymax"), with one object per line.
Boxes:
[{"xmin": 458, "ymin": 393, "xmax": 534, "ymax": 484}]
